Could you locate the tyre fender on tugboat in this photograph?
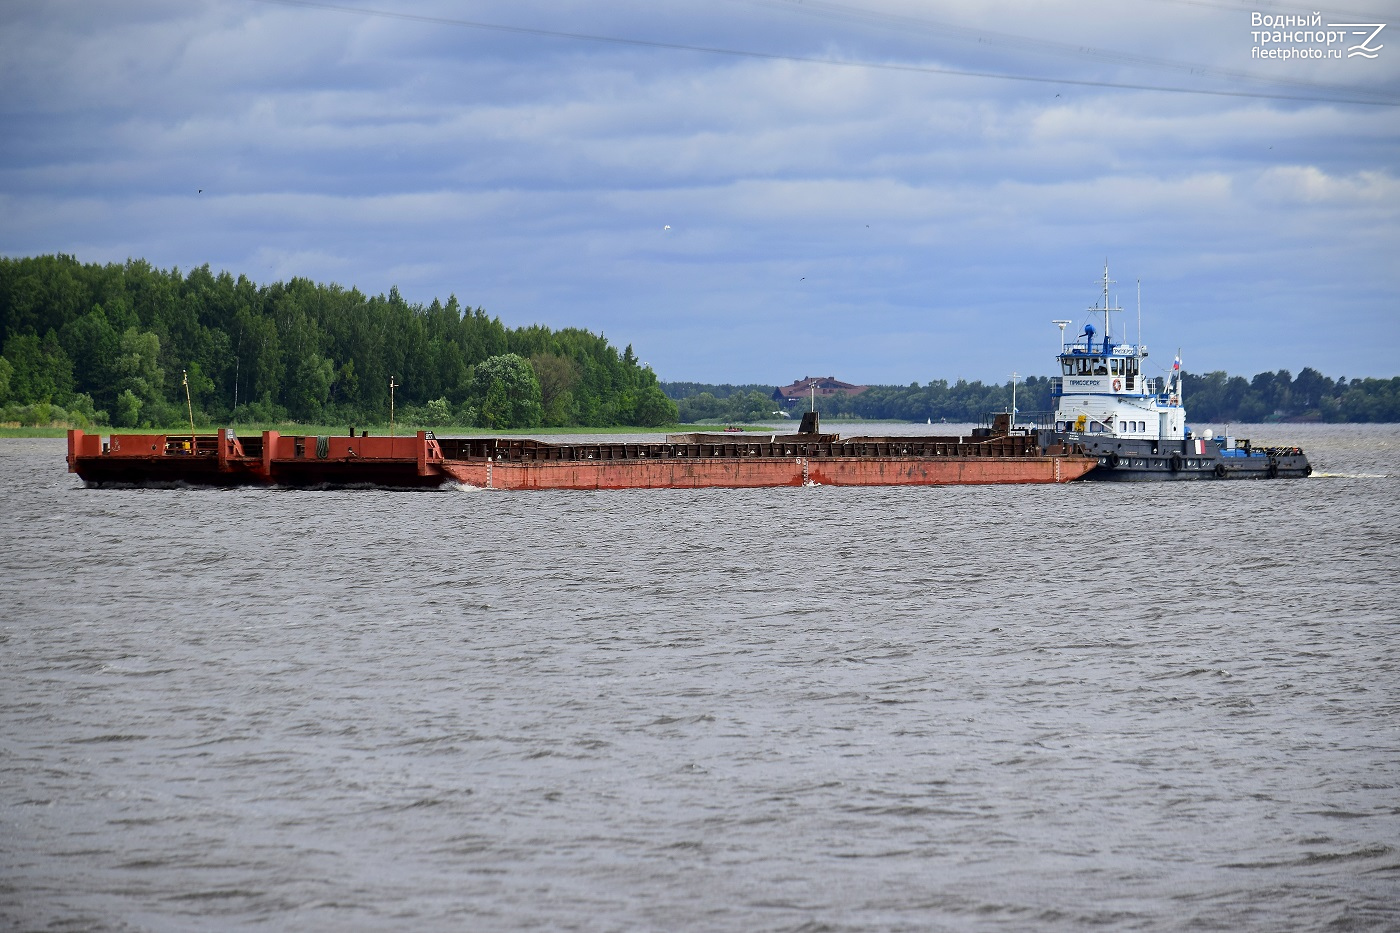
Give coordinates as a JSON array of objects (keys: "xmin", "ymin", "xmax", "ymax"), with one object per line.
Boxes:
[
  {"xmin": 1107, "ymin": 452, "xmax": 1120, "ymax": 469},
  {"xmin": 1170, "ymin": 453, "xmax": 1183, "ymax": 472},
  {"xmin": 1214, "ymin": 463, "xmax": 1227, "ymax": 479}
]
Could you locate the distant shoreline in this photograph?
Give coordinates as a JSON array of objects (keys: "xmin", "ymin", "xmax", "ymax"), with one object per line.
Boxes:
[{"xmin": 3, "ymin": 423, "xmax": 780, "ymax": 439}]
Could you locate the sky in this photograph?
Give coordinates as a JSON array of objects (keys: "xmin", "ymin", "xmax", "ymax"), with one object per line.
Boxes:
[{"xmin": 2, "ymin": 0, "xmax": 1397, "ymax": 386}]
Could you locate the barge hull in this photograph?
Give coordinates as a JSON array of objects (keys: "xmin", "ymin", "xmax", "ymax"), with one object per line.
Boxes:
[
  {"xmin": 441, "ymin": 455, "xmax": 1093, "ymax": 490},
  {"xmin": 67, "ymin": 429, "xmax": 445, "ymax": 489},
  {"xmin": 67, "ymin": 428, "xmax": 1098, "ymax": 490}
]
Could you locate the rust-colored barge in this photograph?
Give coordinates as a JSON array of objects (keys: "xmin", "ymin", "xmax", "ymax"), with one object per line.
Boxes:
[
  {"xmin": 66, "ymin": 416, "xmax": 1097, "ymax": 490},
  {"xmin": 67, "ymin": 429, "xmax": 448, "ymax": 488}
]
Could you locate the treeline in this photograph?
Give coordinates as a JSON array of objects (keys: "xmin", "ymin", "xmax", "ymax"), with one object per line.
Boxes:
[
  {"xmin": 660, "ymin": 382, "xmax": 774, "ymax": 401},
  {"xmin": 812, "ymin": 377, "xmax": 1057, "ymax": 423},
  {"xmin": 664, "ymin": 369, "xmax": 1400, "ymax": 424},
  {"xmin": 662, "ymin": 378, "xmax": 1055, "ymax": 424},
  {"xmin": 0, "ymin": 254, "xmax": 677, "ymax": 429},
  {"xmin": 661, "ymin": 383, "xmax": 790, "ymax": 424},
  {"xmin": 1181, "ymin": 369, "xmax": 1400, "ymax": 423}
]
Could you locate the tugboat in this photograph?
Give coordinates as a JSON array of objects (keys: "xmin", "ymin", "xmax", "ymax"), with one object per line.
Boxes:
[{"xmin": 1042, "ymin": 265, "xmax": 1311, "ymax": 481}]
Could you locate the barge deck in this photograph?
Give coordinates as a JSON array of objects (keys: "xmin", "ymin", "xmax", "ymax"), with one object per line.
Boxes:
[{"xmin": 67, "ymin": 423, "xmax": 1098, "ymax": 490}]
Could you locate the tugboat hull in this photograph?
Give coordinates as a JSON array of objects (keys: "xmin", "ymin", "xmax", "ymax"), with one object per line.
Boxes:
[{"xmin": 1060, "ymin": 436, "xmax": 1312, "ymax": 481}]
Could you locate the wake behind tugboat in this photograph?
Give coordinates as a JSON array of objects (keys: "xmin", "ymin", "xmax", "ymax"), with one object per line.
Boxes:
[{"xmin": 1037, "ymin": 264, "xmax": 1311, "ymax": 481}]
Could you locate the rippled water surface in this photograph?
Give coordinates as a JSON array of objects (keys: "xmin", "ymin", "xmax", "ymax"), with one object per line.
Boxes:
[{"xmin": 3, "ymin": 424, "xmax": 1398, "ymax": 931}]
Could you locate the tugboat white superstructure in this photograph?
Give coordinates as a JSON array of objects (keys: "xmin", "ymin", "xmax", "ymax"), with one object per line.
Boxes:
[{"xmin": 1045, "ymin": 265, "xmax": 1311, "ymax": 481}]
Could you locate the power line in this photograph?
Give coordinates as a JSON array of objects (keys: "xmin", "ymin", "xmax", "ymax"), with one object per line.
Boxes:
[
  {"xmin": 248, "ymin": 0, "xmax": 1400, "ymax": 107},
  {"xmin": 739, "ymin": 0, "xmax": 1398, "ymax": 103}
]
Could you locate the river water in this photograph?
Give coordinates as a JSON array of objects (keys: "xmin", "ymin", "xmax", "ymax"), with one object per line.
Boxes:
[{"xmin": 2, "ymin": 423, "xmax": 1397, "ymax": 931}]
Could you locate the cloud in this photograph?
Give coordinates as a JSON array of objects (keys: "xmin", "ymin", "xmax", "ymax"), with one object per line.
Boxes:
[{"xmin": 1, "ymin": 0, "xmax": 1397, "ymax": 383}]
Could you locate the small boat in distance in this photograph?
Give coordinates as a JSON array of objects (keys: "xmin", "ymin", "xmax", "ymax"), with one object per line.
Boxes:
[{"xmin": 1043, "ymin": 265, "xmax": 1311, "ymax": 480}]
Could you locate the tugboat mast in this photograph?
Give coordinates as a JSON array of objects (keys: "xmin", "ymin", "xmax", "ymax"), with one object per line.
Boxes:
[{"xmin": 1093, "ymin": 261, "xmax": 1121, "ymax": 349}]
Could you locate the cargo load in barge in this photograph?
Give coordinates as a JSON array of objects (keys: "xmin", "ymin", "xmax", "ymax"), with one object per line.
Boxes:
[{"xmin": 66, "ymin": 412, "xmax": 1098, "ymax": 490}]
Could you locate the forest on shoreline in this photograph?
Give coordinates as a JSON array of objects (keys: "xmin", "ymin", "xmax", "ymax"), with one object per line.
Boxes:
[
  {"xmin": 3, "ymin": 254, "xmax": 1395, "ymax": 430},
  {"xmin": 662, "ymin": 367, "xmax": 1400, "ymax": 425},
  {"xmin": 0, "ymin": 254, "xmax": 676, "ymax": 430}
]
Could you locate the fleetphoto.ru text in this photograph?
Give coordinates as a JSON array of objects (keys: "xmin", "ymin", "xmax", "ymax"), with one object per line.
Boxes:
[{"xmin": 1251, "ymin": 12, "xmax": 1386, "ymax": 60}]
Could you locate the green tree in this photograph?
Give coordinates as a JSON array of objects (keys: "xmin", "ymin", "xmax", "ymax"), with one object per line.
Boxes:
[
  {"xmin": 425, "ymin": 397, "xmax": 452, "ymax": 425},
  {"xmin": 66, "ymin": 392, "xmax": 104, "ymax": 426},
  {"xmin": 470, "ymin": 353, "xmax": 542, "ymax": 429},
  {"xmin": 288, "ymin": 353, "xmax": 334, "ymax": 421},
  {"xmin": 530, "ymin": 352, "xmax": 581, "ymax": 425},
  {"xmin": 114, "ymin": 388, "xmax": 142, "ymax": 427},
  {"xmin": 113, "ymin": 328, "xmax": 167, "ymax": 425},
  {"xmin": 2, "ymin": 331, "xmax": 75, "ymax": 404},
  {"xmin": 59, "ymin": 305, "xmax": 120, "ymax": 408},
  {"xmin": 677, "ymin": 391, "xmax": 721, "ymax": 422},
  {"xmin": 183, "ymin": 361, "xmax": 216, "ymax": 411},
  {"xmin": 633, "ymin": 384, "xmax": 678, "ymax": 426},
  {"xmin": 1292, "ymin": 367, "xmax": 1332, "ymax": 412},
  {"xmin": 480, "ymin": 379, "xmax": 510, "ymax": 428}
]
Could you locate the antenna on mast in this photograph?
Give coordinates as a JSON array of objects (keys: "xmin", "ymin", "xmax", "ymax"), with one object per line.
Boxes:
[
  {"xmin": 1053, "ymin": 320, "xmax": 1072, "ymax": 351},
  {"xmin": 1090, "ymin": 262, "xmax": 1119, "ymax": 352},
  {"xmin": 1101, "ymin": 260, "xmax": 1115, "ymax": 344},
  {"xmin": 1137, "ymin": 279, "xmax": 1142, "ymax": 350}
]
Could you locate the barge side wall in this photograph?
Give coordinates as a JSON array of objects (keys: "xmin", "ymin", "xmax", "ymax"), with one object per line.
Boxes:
[{"xmin": 440, "ymin": 456, "xmax": 1092, "ymax": 490}]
